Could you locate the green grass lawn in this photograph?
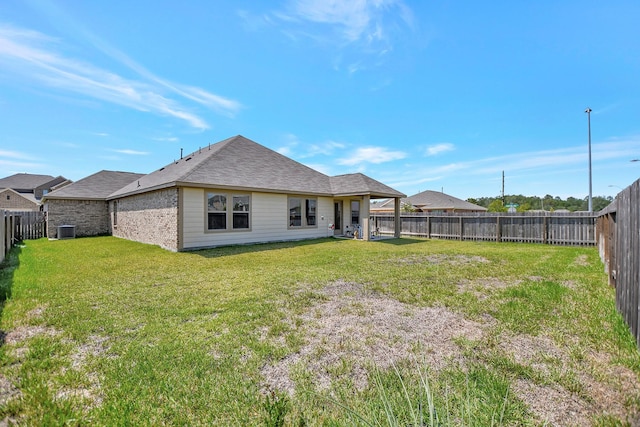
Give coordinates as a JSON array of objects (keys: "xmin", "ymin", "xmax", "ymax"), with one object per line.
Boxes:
[{"xmin": 0, "ymin": 236, "xmax": 638, "ymax": 426}]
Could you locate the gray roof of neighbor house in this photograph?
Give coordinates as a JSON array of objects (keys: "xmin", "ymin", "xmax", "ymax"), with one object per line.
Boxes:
[
  {"xmin": 373, "ymin": 190, "xmax": 487, "ymax": 211},
  {"xmin": 408, "ymin": 190, "xmax": 487, "ymax": 211},
  {"xmin": 0, "ymin": 173, "xmax": 59, "ymax": 192},
  {"xmin": 109, "ymin": 135, "xmax": 406, "ymax": 199},
  {"xmin": 36, "ymin": 177, "xmax": 71, "ymax": 192},
  {"xmin": 371, "ymin": 198, "xmax": 412, "ymax": 210},
  {"xmin": 44, "ymin": 170, "xmax": 144, "ymax": 201}
]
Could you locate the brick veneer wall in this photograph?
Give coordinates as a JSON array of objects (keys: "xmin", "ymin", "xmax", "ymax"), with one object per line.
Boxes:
[
  {"xmin": 46, "ymin": 199, "xmax": 110, "ymax": 238},
  {"xmin": 0, "ymin": 189, "xmax": 38, "ymax": 211},
  {"xmin": 111, "ymin": 188, "xmax": 179, "ymax": 251}
]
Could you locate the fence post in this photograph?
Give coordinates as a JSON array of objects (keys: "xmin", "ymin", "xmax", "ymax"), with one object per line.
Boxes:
[
  {"xmin": 0, "ymin": 211, "xmax": 5, "ymax": 263},
  {"xmin": 496, "ymin": 215, "xmax": 501, "ymax": 242},
  {"xmin": 459, "ymin": 216, "xmax": 463, "ymax": 240}
]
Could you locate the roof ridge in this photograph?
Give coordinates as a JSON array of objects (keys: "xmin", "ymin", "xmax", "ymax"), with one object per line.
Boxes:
[{"xmin": 175, "ymin": 135, "xmax": 241, "ymax": 182}]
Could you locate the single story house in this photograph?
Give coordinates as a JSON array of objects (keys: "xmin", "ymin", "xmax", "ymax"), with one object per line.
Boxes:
[
  {"xmin": 0, "ymin": 173, "xmax": 70, "ymax": 211},
  {"xmin": 43, "ymin": 170, "xmax": 144, "ymax": 238},
  {"xmin": 47, "ymin": 136, "xmax": 405, "ymax": 250},
  {"xmin": 371, "ymin": 189, "xmax": 487, "ymax": 214}
]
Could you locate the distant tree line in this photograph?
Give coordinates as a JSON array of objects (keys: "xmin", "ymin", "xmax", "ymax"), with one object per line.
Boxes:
[{"xmin": 467, "ymin": 194, "xmax": 614, "ymax": 213}]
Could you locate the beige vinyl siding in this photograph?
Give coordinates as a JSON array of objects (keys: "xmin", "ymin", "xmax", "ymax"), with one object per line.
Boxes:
[{"xmin": 182, "ymin": 188, "xmax": 334, "ymax": 250}]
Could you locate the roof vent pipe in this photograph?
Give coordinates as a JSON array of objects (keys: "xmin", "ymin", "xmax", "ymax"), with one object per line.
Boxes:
[{"xmin": 180, "ymin": 148, "xmax": 183, "ymax": 159}]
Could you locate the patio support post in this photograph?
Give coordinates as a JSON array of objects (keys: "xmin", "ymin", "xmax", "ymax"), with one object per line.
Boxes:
[
  {"xmin": 362, "ymin": 195, "xmax": 371, "ymax": 241},
  {"xmin": 394, "ymin": 197, "xmax": 401, "ymax": 238}
]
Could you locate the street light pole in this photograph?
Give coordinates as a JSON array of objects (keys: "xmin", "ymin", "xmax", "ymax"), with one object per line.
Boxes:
[{"xmin": 585, "ymin": 108, "xmax": 593, "ymax": 212}]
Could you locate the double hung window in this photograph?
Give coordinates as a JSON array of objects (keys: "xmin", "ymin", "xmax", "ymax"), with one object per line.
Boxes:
[
  {"xmin": 207, "ymin": 192, "xmax": 250, "ymax": 231},
  {"xmin": 288, "ymin": 197, "xmax": 317, "ymax": 228}
]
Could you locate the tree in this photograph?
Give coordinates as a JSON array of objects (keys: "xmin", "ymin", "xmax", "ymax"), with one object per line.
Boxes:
[
  {"xmin": 487, "ymin": 199, "xmax": 507, "ymax": 212},
  {"xmin": 401, "ymin": 202, "xmax": 417, "ymax": 213}
]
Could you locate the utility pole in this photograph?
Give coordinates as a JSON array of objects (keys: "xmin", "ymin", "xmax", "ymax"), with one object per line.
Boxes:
[
  {"xmin": 501, "ymin": 171, "xmax": 505, "ymax": 205},
  {"xmin": 585, "ymin": 108, "xmax": 593, "ymax": 212}
]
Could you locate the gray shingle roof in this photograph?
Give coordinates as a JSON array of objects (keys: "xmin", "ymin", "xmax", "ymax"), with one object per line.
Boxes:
[
  {"xmin": 108, "ymin": 135, "xmax": 405, "ymax": 199},
  {"xmin": 408, "ymin": 190, "xmax": 487, "ymax": 211},
  {"xmin": 372, "ymin": 190, "xmax": 487, "ymax": 211},
  {"xmin": 110, "ymin": 135, "xmax": 332, "ymax": 198},
  {"xmin": 0, "ymin": 173, "xmax": 57, "ymax": 191},
  {"xmin": 44, "ymin": 170, "xmax": 144, "ymax": 200},
  {"xmin": 330, "ymin": 173, "xmax": 405, "ymax": 198}
]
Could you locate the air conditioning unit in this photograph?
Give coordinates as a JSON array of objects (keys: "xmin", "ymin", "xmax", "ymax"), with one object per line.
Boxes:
[{"xmin": 57, "ymin": 225, "xmax": 76, "ymax": 239}]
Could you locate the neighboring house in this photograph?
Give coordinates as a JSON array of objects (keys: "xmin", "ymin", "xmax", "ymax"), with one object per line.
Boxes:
[
  {"xmin": 0, "ymin": 173, "xmax": 70, "ymax": 211},
  {"xmin": 106, "ymin": 135, "xmax": 405, "ymax": 251},
  {"xmin": 371, "ymin": 189, "xmax": 488, "ymax": 214},
  {"xmin": 43, "ymin": 171, "xmax": 144, "ymax": 238},
  {"xmin": 0, "ymin": 188, "xmax": 38, "ymax": 211}
]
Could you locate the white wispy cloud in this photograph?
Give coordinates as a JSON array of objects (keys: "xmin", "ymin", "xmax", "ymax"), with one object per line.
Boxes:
[
  {"xmin": 306, "ymin": 139, "xmax": 346, "ymax": 157},
  {"xmin": 337, "ymin": 146, "xmax": 406, "ymax": 166},
  {"xmin": 0, "ymin": 159, "xmax": 45, "ymax": 170},
  {"xmin": 266, "ymin": 0, "xmax": 414, "ymax": 72},
  {"xmin": 0, "ymin": 149, "xmax": 35, "ymax": 160},
  {"xmin": 111, "ymin": 149, "xmax": 150, "ymax": 156},
  {"xmin": 289, "ymin": 0, "xmax": 376, "ymax": 42},
  {"xmin": 426, "ymin": 143, "xmax": 455, "ymax": 156},
  {"xmin": 389, "ymin": 138, "xmax": 640, "ymax": 190},
  {"xmin": 0, "ymin": 148, "xmax": 44, "ymax": 172},
  {"xmin": 0, "ymin": 24, "xmax": 242, "ymax": 130},
  {"xmin": 276, "ymin": 134, "xmax": 346, "ymax": 158},
  {"xmin": 152, "ymin": 136, "xmax": 179, "ymax": 142}
]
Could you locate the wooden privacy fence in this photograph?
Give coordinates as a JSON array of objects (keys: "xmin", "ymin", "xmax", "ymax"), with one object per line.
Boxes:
[
  {"xmin": 1, "ymin": 211, "xmax": 16, "ymax": 264},
  {"xmin": 372, "ymin": 211, "xmax": 596, "ymax": 246},
  {"xmin": 13, "ymin": 211, "xmax": 46, "ymax": 241},
  {"xmin": 0, "ymin": 211, "xmax": 45, "ymax": 264},
  {"xmin": 597, "ymin": 178, "xmax": 640, "ymax": 347}
]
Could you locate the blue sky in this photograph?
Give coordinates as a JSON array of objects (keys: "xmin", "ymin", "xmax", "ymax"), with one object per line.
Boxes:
[{"xmin": 1, "ymin": 1, "xmax": 639, "ymax": 200}]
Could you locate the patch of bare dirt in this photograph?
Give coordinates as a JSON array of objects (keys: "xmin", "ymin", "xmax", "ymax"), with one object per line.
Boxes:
[
  {"xmin": 260, "ymin": 277, "xmax": 640, "ymax": 423},
  {"xmin": 499, "ymin": 333, "xmax": 568, "ymax": 375},
  {"xmin": 0, "ymin": 374, "xmax": 20, "ymax": 406},
  {"xmin": 57, "ymin": 335, "xmax": 113, "ymax": 409},
  {"xmin": 1, "ymin": 324, "xmax": 61, "ymax": 408},
  {"xmin": 513, "ymin": 379, "xmax": 592, "ymax": 427},
  {"xmin": 261, "ymin": 280, "xmax": 488, "ymax": 394},
  {"xmin": 4, "ymin": 325, "xmax": 60, "ymax": 346},
  {"xmin": 562, "ymin": 280, "xmax": 580, "ymax": 290},
  {"xmin": 456, "ymin": 277, "xmax": 520, "ymax": 296},
  {"xmin": 25, "ymin": 305, "xmax": 47, "ymax": 320},
  {"xmin": 55, "ymin": 370, "xmax": 104, "ymax": 409},
  {"xmin": 69, "ymin": 335, "xmax": 111, "ymax": 370},
  {"xmin": 573, "ymin": 254, "xmax": 590, "ymax": 267},
  {"xmin": 500, "ymin": 335, "xmax": 640, "ymax": 425}
]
